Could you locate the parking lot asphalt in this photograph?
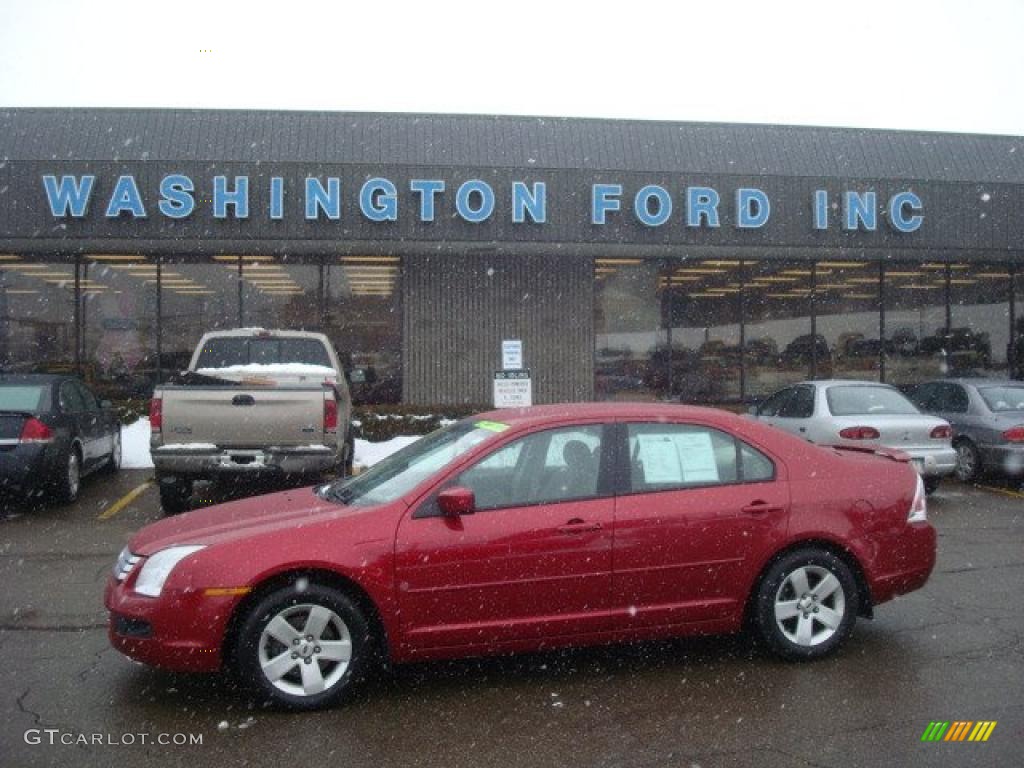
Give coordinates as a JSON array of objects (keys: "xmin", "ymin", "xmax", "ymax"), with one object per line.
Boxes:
[{"xmin": 1, "ymin": 471, "xmax": 1021, "ymax": 768}]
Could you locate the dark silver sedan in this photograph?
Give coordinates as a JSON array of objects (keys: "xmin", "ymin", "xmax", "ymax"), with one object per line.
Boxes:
[{"xmin": 909, "ymin": 379, "xmax": 1024, "ymax": 482}]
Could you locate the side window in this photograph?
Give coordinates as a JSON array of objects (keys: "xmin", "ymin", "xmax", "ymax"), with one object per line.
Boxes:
[
  {"xmin": 75, "ymin": 382, "xmax": 100, "ymax": 411},
  {"xmin": 627, "ymin": 423, "xmax": 738, "ymax": 491},
  {"xmin": 947, "ymin": 385, "xmax": 969, "ymax": 414},
  {"xmin": 59, "ymin": 382, "xmax": 84, "ymax": 413},
  {"xmin": 758, "ymin": 388, "xmax": 794, "ymax": 417},
  {"xmin": 779, "ymin": 385, "xmax": 814, "ymax": 418},
  {"xmin": 456, "ymin": 425, "xmax": 605, "ymax": 510},
  {"xmin": 739, "ymin": 442, "xmax": 775, "ymax": 482},
  {"xmin": 910, "ymin": 383, "xmax": 936, "ymax": 411}
]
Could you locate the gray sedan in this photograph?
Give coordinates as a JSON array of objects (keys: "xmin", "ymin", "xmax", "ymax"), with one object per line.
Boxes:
[
  {"xmin": 750, "ymin": 380, "xmax": 956, "ymax": 493},
  {"xmin": 908, "ymin": 378, "xmax": 1024, "ymax": 483}
]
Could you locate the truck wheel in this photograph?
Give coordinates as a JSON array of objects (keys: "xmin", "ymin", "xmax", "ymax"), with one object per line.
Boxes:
[
  {"xmin": 158, "ymin": 475, "xmax": 192, "ymax": 515},
  {"xmin": 343, "ymin": 433, "xmax": 355, "ymax": 476}
]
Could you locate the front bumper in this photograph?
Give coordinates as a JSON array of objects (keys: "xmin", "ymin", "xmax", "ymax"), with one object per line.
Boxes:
[
  {"xmin": 899, "ymin": 446, "xmax": 958, "ymax": 478},
  {"xmin": 151, "ymin": 445, "xmax": 339, "ymax": 478},
  {"xmin": 104, "ymin": 577, "xmax": 244, "ymax": 672}
]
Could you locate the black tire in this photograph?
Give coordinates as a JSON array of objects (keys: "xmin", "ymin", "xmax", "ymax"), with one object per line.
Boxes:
[
  {"xmin": 232, "ymin": 582, "xmax": 372, "ymax": 711},
  {"xmin": 753, "ymin": 548, "xmax": 859, "ymax": 661},
  {"xmin": 343, "ymin": 432, "xmax": 355, "ymax": 477},
  {"xmin": 55, "ymin": 446, "xmax": 82, "ymax": 503},
  {"xmin": 954, "ymin": 439, "xmax": 982, "ymax": 484},
  {"xmin": 923, "ymin": 477, "xmax": 940, "ymax": 495},
  {"xmin": 102, "ymin": 431, "xmax": 122, "ymax": 474},
  {"xmin": 158, "ymin": 474, "xmax": 192, "ymax": 515}
]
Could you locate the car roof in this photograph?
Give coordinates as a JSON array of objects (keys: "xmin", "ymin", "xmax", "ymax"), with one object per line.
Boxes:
[
  {"xmin": 793, "ymin": 379, "xmax": 897, "ymax": 388},
  {"xmin": 920, "ymin": 377, "xmax": 1020, "ymax": 387},
  {"xmin": 470, "ymin": 402, "xmax": 748, "ymax": 429},
  {"xmin": 0, "ymin": 373, "xmax": 68, "ymax": 385}
]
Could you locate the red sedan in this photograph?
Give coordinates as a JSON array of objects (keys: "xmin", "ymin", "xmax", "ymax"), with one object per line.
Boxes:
[{"xmin": 106, "ymin": 403, "xmax": 935, "ymax": 709}]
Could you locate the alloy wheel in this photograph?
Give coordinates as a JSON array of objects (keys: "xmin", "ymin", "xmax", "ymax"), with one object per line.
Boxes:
[
  {"xmin": 955, "ymin": 443, "xmax": 977, "ymax": 482},
  {"xmin": 67, "ymin": 452, "xmax": 81, "ymax": 498},
  {"xmin": 773, "ymin": 565, "xmax": 846, "ymax": 647},
  {"xmin": 258, "ymin": 604, "xmax": 353, "ymax": 697}
]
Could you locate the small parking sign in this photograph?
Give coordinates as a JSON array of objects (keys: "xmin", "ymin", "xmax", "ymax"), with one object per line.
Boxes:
[{"xmin": 493, "ymin": 369, "xmax": 532, "ymax": 408}]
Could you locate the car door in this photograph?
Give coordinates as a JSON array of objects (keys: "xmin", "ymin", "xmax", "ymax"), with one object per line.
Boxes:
[
  {"xmin": 772, "ymin": 384, "xmax": 816, "ymax": 440},
  {"xmin": 56, "ymin": 381, "xmax": 87, "ymax": 458},
  {"xmin": 72, "ymin": 381, "xmax": 108, "ymax": 469},
  {"xmin": 755, "ymin": 386, "xmax": 796, "ymax": 428},
  {"xmin": 612, "ymin": 421, "xmax": 786, "ymax": 628},
  {"xmin": 394, "ymin": 423, "xmax": 616, "ymax": 651}
]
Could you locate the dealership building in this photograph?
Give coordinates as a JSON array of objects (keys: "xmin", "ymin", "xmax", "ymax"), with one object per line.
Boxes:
[{"xmin": 1, "ymin": 108, "xmax": 1022, "ymax": 406}]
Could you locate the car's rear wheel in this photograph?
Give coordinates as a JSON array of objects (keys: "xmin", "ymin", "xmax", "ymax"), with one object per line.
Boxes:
[
  {"xmin": 754, "ymin": 548, "xmax": 859, "ymax": 660},
  {"xmin": 954, "ymin": 440, "xmax": 981, "ymax": 483},
  {"xmin": 157, "ymin": 474, "xmax": 192, "ymax": 515},
  {"xmin": 55, "ymin": 447, "xmax": 82, "ymax": 503},
  {"xmin": 233, "ymin": 583, "xmax": 371, "ymax": 710}
]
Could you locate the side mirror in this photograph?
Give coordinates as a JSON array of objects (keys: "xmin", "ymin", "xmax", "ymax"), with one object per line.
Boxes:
[{"xmin": 438, "ymin": 486, "xmax": 475, "ymax": 517}]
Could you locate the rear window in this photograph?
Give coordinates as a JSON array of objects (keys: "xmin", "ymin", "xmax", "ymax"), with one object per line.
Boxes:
[
  {"xmin": 0, "ymin": 385, "xmax": 48, "ymax": 412},
  {"xmin": 195, "ymin": 337, "xmax": 332, "ymax": 368},
  {"xmin": 826, "ymin": 385, "xmax": 919, "ymax": 416},
  {"xmin": 979, "ymin": 386, "xmax": 1024, "ymax": 412}
]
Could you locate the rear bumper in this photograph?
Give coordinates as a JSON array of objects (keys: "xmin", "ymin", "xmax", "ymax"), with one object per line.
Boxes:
[
  {"xmin": 900, "ymin": 446, "xmax": 957, "ymax": 478},
  {"xmin": 868, "ymin": 522, "xmax": 937, "ymax": 605},
  {"xmin": 978, "ymin": 443, "xmax": 1024, "ymax": 476},
  {"xmin": 0, "ymin": 444, "xmax": 60, "ymax": 493},
  {"xmin": 151, "ymin": 445, "xmax": 339, "ymax": 478},
  {"xmin": 104, "ymin": 577, "xmax": 241, "ymax": 672}
]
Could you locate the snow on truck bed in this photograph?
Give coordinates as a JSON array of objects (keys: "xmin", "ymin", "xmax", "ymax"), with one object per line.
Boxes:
[{"xmin": 195, "ymin": 363, "xmax": 337, "ymax": 377}]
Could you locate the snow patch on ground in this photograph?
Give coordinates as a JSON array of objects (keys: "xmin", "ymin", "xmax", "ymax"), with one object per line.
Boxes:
[
  {"xmin": 354, "ymin": 436, "xmax": 420, "ymax": 467},
  {"xmin": 121, "ymin": 418, "xmax": 154, "ymax": 469}
]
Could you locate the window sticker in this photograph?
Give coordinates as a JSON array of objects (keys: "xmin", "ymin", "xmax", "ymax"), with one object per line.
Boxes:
[
  {"xmin": 474, "ymin": 420, "xmax": 510, "ymax": 433},
  {"xmin": 637, "ymin": 435, "xmax": 684, "ymax": 483},
  {"xmin": 636, "ymin": 430, "xmax": 721, "ymax": 485},
  {"xmin": 675, "ymin": 431, "xmax": 720, "ymax": 483}
]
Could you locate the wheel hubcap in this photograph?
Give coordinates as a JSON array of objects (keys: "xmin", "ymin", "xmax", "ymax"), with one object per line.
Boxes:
[
  {"xmin": 774, "ymin": 565, "xmax": 845, "ymax": 647},
  {"xmin": 956, "ymin": 445, "xmax": 975, "ymax": 479},
  {"xmin": 258, "ymin": 604, "xmax": 352, "ymax": 697}
]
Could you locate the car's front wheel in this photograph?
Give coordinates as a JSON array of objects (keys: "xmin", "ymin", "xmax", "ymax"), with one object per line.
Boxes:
[
  {"xmin": 754, "ymin": 548, "xmax": 859, "ymax": 660},
  {"xmin": 233, "ymin": 583, "xmax": 372, "ymax": 710},
  {"xmin": 55, "ymin": 447, "xmax": 82, "ymax": 503}
]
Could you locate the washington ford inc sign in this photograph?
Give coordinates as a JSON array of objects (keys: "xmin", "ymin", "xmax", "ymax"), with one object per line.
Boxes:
[{"xmin": 41, "ymin": 174, "xmax": 925, "ymax": 232}]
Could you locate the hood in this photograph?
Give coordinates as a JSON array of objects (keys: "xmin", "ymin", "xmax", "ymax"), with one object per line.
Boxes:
[{"xmin": 130, "ymin": 485, "xmax": 343, "ymax": 556}]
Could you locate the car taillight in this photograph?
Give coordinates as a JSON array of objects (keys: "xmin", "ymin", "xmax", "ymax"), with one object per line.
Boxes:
[
  {"xmin": 149, "ymin": 396, "xmax": 163, "ymax": 432},
  {"xmin": 1003, "ymin": 426, "xmax": 1024, "ymax": 442},
  {"xmin": 19, "ymin": 417, "xmax": 53, "ymax": 443},
  {"xmin": 930, "ymin": 425, "xmax": 952, "ymax": 439},
  {"xmin": 908, "ymin": 473, "xmax": 927, "ymax": 523},
  {"xmin": 839, "ymin": 426, "xmax": 880, "ymax": 440},
  {"xmin": 324, "ymin": 398, "xmax": 338, "ymax": 432}
]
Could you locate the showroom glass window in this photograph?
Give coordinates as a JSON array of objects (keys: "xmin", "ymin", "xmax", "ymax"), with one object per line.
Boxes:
[
  {"xmin": 744, "ymin": 261, "xmax": 813, "ymax": 399},
  {"xmin": 594, "ymin": 259, "xmax": 665, "ymax": 401},
  {"xmin": 659, "ymin": 258, "xmax": 742, "ymax": 403},
  {"xmin": 324, "ymin": 256, "xmax": 402, "ymax": 405},
  {"xmin": 78, "ymin": 255, "xmax": 157, "ymax": 401},
  {"xmin": 0, "ymin": 256, "xmax": 75, "ymax": 377},
  {"xmin": 883, "ymin": 262, "xmax": 947, "ymax": 387},
  {"xmin": 948, "ymin": 263, "xmax": 1010, "ymax": 377},
  {"xmin": 816, "ymin": 261, "xmax": 881, "ymax": 382}
]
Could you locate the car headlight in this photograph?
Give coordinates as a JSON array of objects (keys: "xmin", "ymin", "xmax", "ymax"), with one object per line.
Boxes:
[{"xmin": 134, "ymin": 546, "xmax": 205, "ymax": 597}]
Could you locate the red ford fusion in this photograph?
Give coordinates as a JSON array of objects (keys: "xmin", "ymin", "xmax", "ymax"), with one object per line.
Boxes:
[{"xmin": 106, "ymin": 403, "xmax": 935, "ymax": 709}]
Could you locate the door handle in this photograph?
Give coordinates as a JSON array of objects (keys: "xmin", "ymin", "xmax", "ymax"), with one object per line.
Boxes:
[
  {"xmin": 557, "ymin": 519, "xmax": 603, "ymax": 534},
  {"xmin": 742, "ymin": 501, "xmax": 785, "ymax": 515}
]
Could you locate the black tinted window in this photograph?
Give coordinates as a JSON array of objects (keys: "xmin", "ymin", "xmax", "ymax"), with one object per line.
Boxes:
[
  {"xmin": 75, "ymin": 382, "xmax": 100, "ymax": 411},
  {"xmin": 779, "ymin": 386, "xmax": 815, "ymax": 418},
  {"xmin": 59, "ymin": 382, "xmax": 84, "ymax": 412},
  {"xmin": 939, "ymin": 384, "xmax": 969, "ymax": 413},
  {"xmin": 195, "ymin": 337, "xmax": 332, "ymax": 369},
  {"xmin": 758, "ymin": 388, "xmax": 794, "ymax": 417}
]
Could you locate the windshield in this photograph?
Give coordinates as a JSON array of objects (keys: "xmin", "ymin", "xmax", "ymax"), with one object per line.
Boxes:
[
  {"xmin": 323, "ymin": 420, "xmax": 507, "ymax": 507},
  {"xmin": 0, "ymin": 385, "xmax": 47, "ymax": 412},
  {"xmin": 827, "ymin": 385, "xmax": 919, "ymax": 416},
  {"xmin": 979, "ymin": 386, "xmax": 1024, "ymax": 412}
]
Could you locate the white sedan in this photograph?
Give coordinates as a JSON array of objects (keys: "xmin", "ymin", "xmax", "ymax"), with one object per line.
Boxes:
[{"xmin": 750, "ymin": 380, "xmax": 956, "ymax": 493}]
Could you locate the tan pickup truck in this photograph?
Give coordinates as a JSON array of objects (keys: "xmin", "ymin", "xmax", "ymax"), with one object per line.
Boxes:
[{"xmin": 149, "ymin": 329, "xmax": 353, "ymax": 514}]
